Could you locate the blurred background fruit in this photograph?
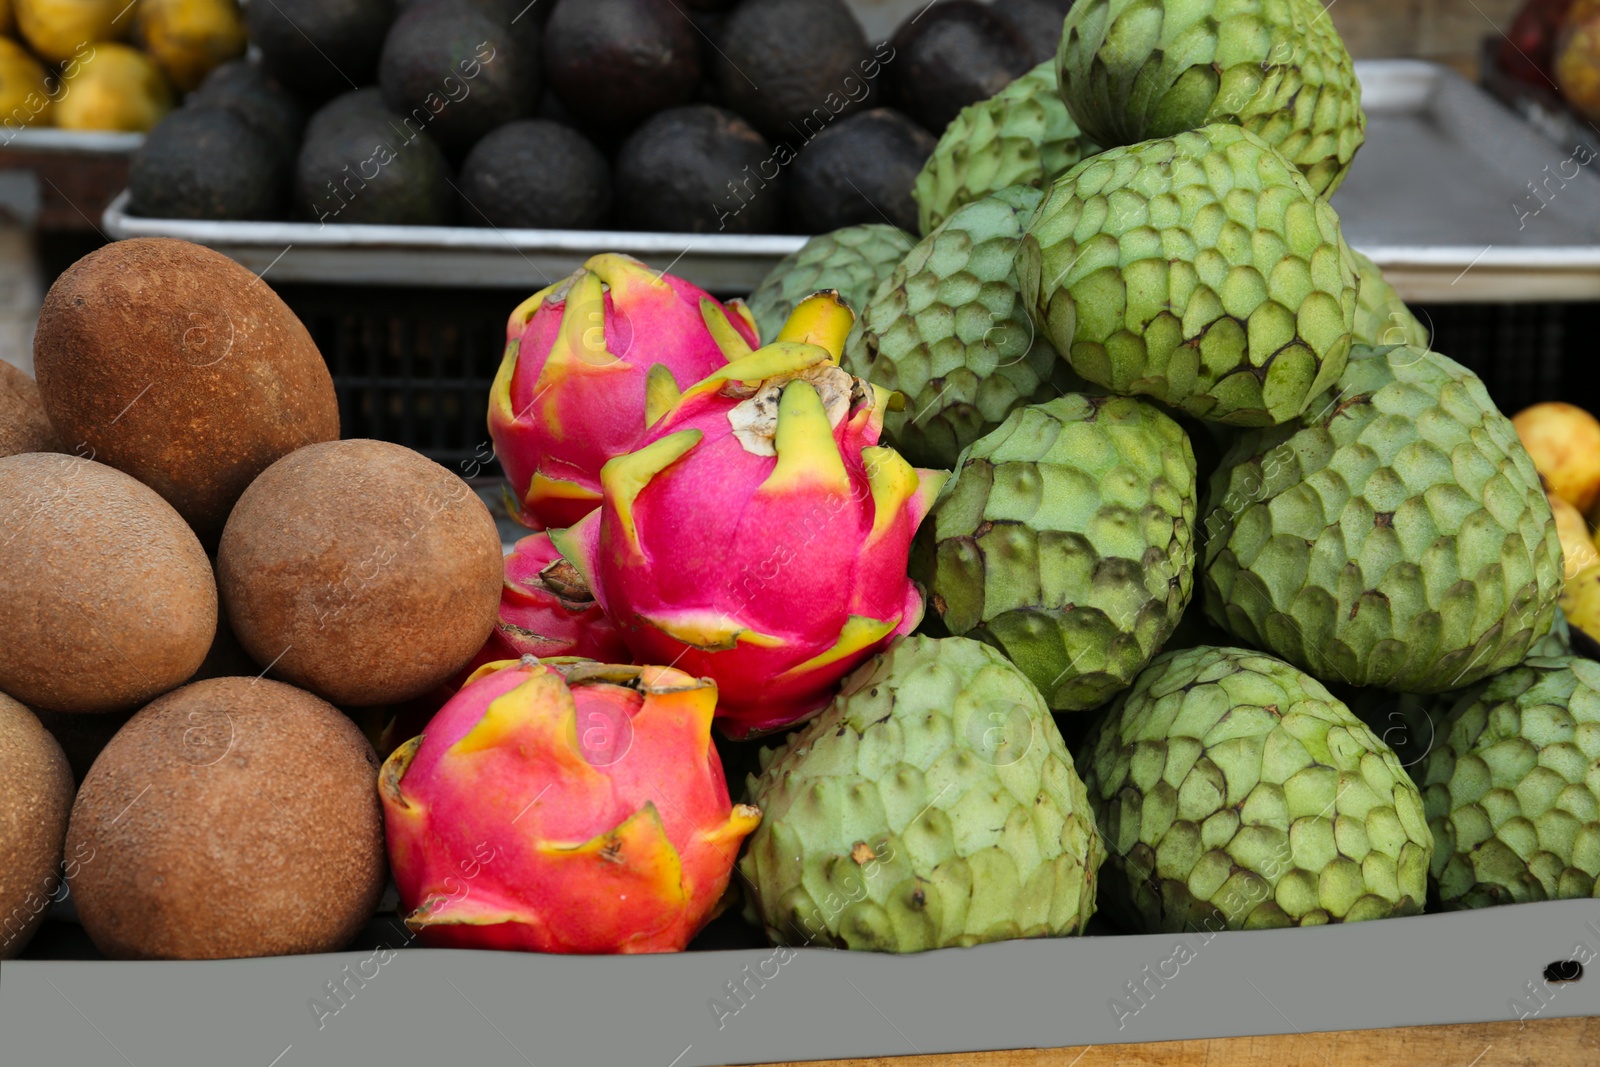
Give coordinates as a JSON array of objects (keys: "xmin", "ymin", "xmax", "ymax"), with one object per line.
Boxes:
[
  {"xmin": 1512, "ymin": 401, "xmax": 1600, "ymax": 513},
  {"xmin": 0, "ymin": 35, "xmax": 49, "ymax": 126},
  {"xmin": 51, "ymin": 42, "xmax": 171, "ymax": 131},
  {"xmin": 16, "ymin": 0, "xmax": 127, "ymax": 64},
  {"xmin": 133, "ymin": 0, "xmax": 245, "ymax": 94}
]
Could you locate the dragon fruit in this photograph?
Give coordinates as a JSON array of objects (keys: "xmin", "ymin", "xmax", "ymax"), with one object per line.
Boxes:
[
  {"xmin": 463, "ymin": 533, "xmax": 630, "ymax": 674},
  {"xmin": 554, "ymin": 293, "xmax": 948, "ymax": 739},
  {"xmin": 489, "ymin": 254, "xmax": 761, "ymax": 530},
  {"xmin": 380, "ymin": 656, "xmax": 760, "ymax": 954}
]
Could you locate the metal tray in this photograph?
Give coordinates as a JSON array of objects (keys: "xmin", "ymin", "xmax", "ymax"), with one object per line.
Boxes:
[
  {"xmin": 0, "ymin": 128, "xmax": 143, "ymax": 155},
  {"xmin": 100, "ymin": 60, "xmax": 1600, "ymax": 301},
  {"xmin": 5, "ymin": 900, "xmax": 1598, "ymax": 1066}
]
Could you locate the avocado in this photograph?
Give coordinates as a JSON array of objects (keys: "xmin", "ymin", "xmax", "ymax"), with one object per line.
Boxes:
[
  {"xmin": 304, "ymin": 88, "xmax": 388, "ymax": 140},
  {"xmin": 459, "ymin": 119, "xmax": 611, "ymax": 228},
  {"xmin": 885, "ymin": 0, "xmax": 1031, "ymax": 134},
  {"xmin": 379, "ymin": 0, "xmax": 539, "ymax": 156},
  {"xmin": 187, "ymin": 60, "xmax": 305, "ymax": 157},
  {"xmin": 130, "ymin": 107, "xmax": 288, "ymax": 220},
  {"xmin": 786, "ymin": 108, "xmax": 933, "ymax": 234},
  {"xmin": 991, "ymin": 0, "xmax": 1076, "ymax": 67},
  {"xmin": 295, "ymin": 95, "xmax": 456, "ymax": 225},
  {"xmin": 713, "ymin": 0, "xmax": 875, "ymax": 142},
  {"xmin": 615, "ymin": 105, "xmax": 778, "ymax": 234},
  {"xmin": 544, "ymin": 0, "xmax": 701, "ymax": 130},
  {"xmin": 247, "ymin": 0, "xmax": 396, "ymax": 105}
]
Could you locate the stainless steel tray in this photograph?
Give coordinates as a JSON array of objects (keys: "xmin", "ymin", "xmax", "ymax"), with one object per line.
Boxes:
[
  {"xmin": 5, "ymin": 899, "xmax": 1598, "ymax": 1066},
  {"xmin": 0, "ymin": 128, "xmax": 144, "ymax": 155},
  {"xmin": 100, "ymin": 60, "xmax": 1600, "ymax": 301}
]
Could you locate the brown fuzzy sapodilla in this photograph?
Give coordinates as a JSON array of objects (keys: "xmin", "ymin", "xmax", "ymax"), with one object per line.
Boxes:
[
  {"xmin": 0, "ymin": 453, "xmax": 217, "ymax": 713},
  {"xmin": 66, "ymin": 678, "xmax": 386, "ymax": 960},
  {"xmin": 0, "ymin": 693, "xmax": 74, "ymax": 959},
  {"xmin": 218, "ymin": 439, "xmax": 502, "ymax": 706},
  {"xmin": 32, "ymin": 237, "xmax": 339, "ymax": 540},
  {"xmin": 0, "ymin": 360, "xmax": 62, "ymax": 459}
]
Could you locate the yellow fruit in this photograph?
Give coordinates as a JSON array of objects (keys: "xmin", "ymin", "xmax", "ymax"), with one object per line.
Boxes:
[
  {"xmin": 0, "ymin": 36, "xmax": 52, "ymax": 129},
  {"xmin": 1551, "ymin": 492, "xmax": 1600, "ymax": 579},
  {"xmin": 16, "ymin": 0, "xmax": 130, "ymax": 64},
  {"xmin": 1512, "ymin": 401, "xmax": 1600, "ymax": 514},
  {"xmin": 1557, "ymin": 0, "xmax": 1600, "ymax": 122},
  {"xmin": 134, "ymin": 0, "xmax": 246, "ymax": 94},
  {"xmin": 1562, "ymin": 563, "xmax": 1600, "ymax": 641},
  {"xmin": 53, "ymin": 43, "xmax": 171, "ymax": 132},
  {"xmin": 0, "ymin": 0, "xmax": 14, "ymax": 36}
]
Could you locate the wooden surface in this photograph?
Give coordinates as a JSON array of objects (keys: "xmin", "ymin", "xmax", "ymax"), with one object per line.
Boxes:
[{"xmin": 750, "ymin": 1016, "xmax": 1600, "ymax": 1067}]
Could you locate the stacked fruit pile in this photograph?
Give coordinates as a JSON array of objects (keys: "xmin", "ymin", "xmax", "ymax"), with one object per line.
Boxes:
[
  {"xmin": 0, "ymin": 0, "xmax": 244, "ymax": 133},
  {"xmin": 5, "ymin": 0, "xmax": 1600, "ymax": 966},
  {"xmin": 124, "ymin": 0, "xmax": 1075, "ymax": 232}
]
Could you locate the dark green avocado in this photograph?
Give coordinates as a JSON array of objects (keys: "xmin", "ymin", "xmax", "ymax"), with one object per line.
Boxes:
[
  {"xmin": 713, "ymin": 0, "xmax": 875, "ymax": 142},
  {"xmin": 247, "ymin": 0, "xmax": 396, "ymax": 105},
  {"xmin": 129, "ymin": 107, "xmax": 288, "ymax": 221},
  {"xmin": 615, "ymin": 105, "xmax": 778, "ymax": 234},
  {"xmin": 543, "ymin": 0, "xmax": 701, "ymax": 129},
  {"xmin": 379, "ymin": 0, "xmax": 540, "ymax": 156},
  {"xmin": 294, "ymin": 94, "xmax": 457, "ymax": 226},
  {"xmin": 459, "ymin": 119, "xmax": 612, "ymax": 229},
  {"xmin": 187, "ymin": 60, "xmax": 305, "ymax": 158},
  {"xmin": 885, "ymin": 0, "xmax": 1032, "ymax": 134},
  {"xmin": 786, "ymin": 108, "xmax": 933, "ymax": 233},
  {"xmin": 992, "ymin": 0, "xmax": 1076, "ymax": 66}
]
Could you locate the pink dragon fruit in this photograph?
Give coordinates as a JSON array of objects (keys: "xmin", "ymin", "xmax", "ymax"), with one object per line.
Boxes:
[
  {"xmin": 380, "ymin": 656, "xmax": 760, "ymax": 954},
  {"xmin": 489, "ymin": 253, "xmax": 760, "ymax": 530},
  {"xmin": 554, "ymin": 293, "xmax": 948, "ymax": 739},
  {"xmin": 460, "ymin": 533, "xmax": 630, "ymax": 676}
]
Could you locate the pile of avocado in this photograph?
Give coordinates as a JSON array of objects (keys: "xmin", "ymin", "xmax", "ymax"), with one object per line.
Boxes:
[{"xmin": 126, "ymin": 0, "xmax": 1071, "ymax": 235}]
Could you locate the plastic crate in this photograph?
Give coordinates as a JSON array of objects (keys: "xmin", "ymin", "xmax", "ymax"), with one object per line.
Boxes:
[{"xmin": 274, "ymin": 283, "xmax": 1600, "ymax": 475}]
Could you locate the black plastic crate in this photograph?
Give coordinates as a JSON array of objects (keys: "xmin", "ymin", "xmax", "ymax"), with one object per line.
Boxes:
[
  {"xmin": 271, "ymin": 283, "xmax": 1600, "ymax": 475},
  {"xmin": 272, "ymin": 283, "xmax": 522, "ymax": 478}
]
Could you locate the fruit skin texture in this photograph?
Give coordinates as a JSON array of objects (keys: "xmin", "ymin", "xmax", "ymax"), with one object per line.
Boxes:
[
  {"xmin": 0, "ymin": 453, "xmax": 216, "ymax": 714},
  {"xmin": 555, "ymin": 296, "xmax": 946, "ymax": 739},
  {"xmin": 489, "ymin": 253, "xmax": 759, "ymax": 530},
  {"xmin": 1018, "ymin": 123, "xmax": 1357, "ymax": 428},
  {"xmin": 33, "ymin": 237, "xmax": 340, "ymax": 541},
  {"xmin": 920, "ymin": 394, "xmax": 1197, "ymax": 711},
  {"xmin": 1079, "ymin": 645, "xmax": 1433, "ymax": 932},
  {"xmin": 1204, "ymin": 344, "xmax": 1563, "ymax": 693},
  {"xmin": 468, "ymin": 532, "xmax": 630, "ymax": 668},
  {"xmin": 66, "ymin": 678, "xmax": 386, "ymax": 959},
  {"xmin": 1350, "ymin": 250, "xmax": 1429, "ymax": 350},
  {"xmin": 847, "ymin": 186, "xmax": 1077, "ymax": 471},
  {"xmin": 380, "ymin": 657, "xmax": 760, "ymax": 953},
  {"xmin": 739, "ymin": 634, "xmax": 1104, "ymax": 951},
  {"xmin": 0, "ymin": 360, "xmax": 60, "ymax": 458},
  {"xmin": 1512, "ymin": 401, "xmax": 1600, "ymax": 515},
  {"xmin": 747, "ymin": 224, "xmax": 914, "ymax": 345},
  {"xmin": 1056, "ymin": 0, "xmax": 1365, "ymax": 197},
  {"xmin": 218, "ymin": 440, "xmax": 503, "ymax": 707},
  {"xmin": 1420, "ymin": 655, "xmax": 1600, "ymax": 907},
  {"xmin": 0, "ymin": 694, "xmax": 73, "ymax": 959},
  {"xmin": 913, "ymin": 60, "xmax": 1099, "ymax": 236}
]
